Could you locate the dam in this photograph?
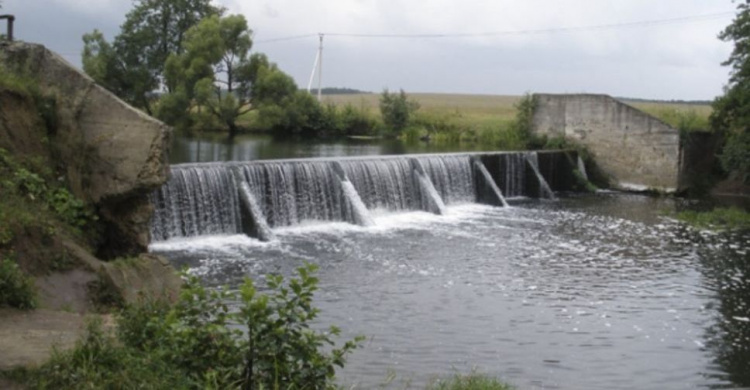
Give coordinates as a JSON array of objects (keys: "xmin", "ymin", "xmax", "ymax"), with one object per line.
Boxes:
[{"xmin": 150, "ymin": 151, "xmax": 578, "ymax": 242}]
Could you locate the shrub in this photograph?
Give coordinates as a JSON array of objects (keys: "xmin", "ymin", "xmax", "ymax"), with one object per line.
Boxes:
[
  {"xmin": 380, "ymin": 89, "xmax": 420, "ymax": 136},
  {"xmin": 24, "ymin": 263, "xmax": 362, "ymax": 389},
  {"xmin": 0, "ymin": 257, "xmax": 37, "ymax": 310}
]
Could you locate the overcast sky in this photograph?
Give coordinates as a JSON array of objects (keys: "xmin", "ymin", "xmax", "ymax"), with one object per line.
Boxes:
[{"xmin": 1, "ymin": 0, "xmax": 739, "ymax": 100}]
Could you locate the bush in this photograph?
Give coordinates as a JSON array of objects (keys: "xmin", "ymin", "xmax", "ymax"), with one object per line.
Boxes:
[
  {"xmin": 24, "ymin": 263, "xmax": 362, "ymax": 389},
  {"xmin": 380, "ymin": 89, "xmax": 420, "ymax": 136},
  {"xmin": 0, "ymin": 257, "xmax": 37, "ymax": 310}
]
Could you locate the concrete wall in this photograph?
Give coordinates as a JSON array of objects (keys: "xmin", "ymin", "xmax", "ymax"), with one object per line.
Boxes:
[
  {"xmin": 0, "ymin": 41, "xmax": 171, "ymax": 257},
  {"xmin": 532, "ymin": 93, "xmax": 681, "ymax": 192}
]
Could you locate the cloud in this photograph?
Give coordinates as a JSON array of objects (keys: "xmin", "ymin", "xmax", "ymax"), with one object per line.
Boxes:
[{"xmin": 1, "ymin": 0, "xmax": 737, "ymax": 99}]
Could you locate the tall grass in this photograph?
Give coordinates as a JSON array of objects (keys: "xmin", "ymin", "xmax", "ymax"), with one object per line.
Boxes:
[{"xmin": 426, "ymin": 373, "xmax": 514, "ymax": 390}]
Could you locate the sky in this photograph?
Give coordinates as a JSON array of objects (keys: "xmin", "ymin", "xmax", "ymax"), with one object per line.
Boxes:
[{"xmin": 1, "ymin": 0, "xmax": 739, "ymax": 100}]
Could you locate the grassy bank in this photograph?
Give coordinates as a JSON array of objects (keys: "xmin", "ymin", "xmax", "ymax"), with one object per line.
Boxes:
[{"xmin": 675, "ymin": 207, "xmax": 750, "ymax": 230}]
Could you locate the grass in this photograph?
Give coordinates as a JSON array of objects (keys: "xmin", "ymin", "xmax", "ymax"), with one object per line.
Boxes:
[
  {"xmin": 324, "ymin": 93, "xmax": 521, "ymax": 125},
  {"xmin": 675, "ymin": 207, "xmax": 750, "ymax": 230},
  {"xmin": 426, "ymin": 373, "xmax": 514, "ymax": 390},
  {"xmin": 324, "ymin": 93, "xmax": 712, "ymax": 130},
  {"xmin": 630, "ymin": 102, "xmax": 711, "ymax": 132}
]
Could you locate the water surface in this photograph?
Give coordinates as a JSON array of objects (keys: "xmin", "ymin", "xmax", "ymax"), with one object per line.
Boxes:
[{"xmin": 150, "ymin": 194, "xmax": 750, "ymax": 389}]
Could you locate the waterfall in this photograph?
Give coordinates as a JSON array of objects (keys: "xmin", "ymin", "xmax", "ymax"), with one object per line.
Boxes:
[
  {"xmin": 238, "ymin": 181, "xmax": 274, "ymax": 241},
  {"xmin": 577, "ymin": 156, "xmax": 589, "ymax": 181},
  {"xmin": 525, "ymin": 152, "xmax": 556, "ymax": 200},
  {"xmin": 410, "ymin": 158, "xmax": 447, "ymax": 215},
  {"xmin": 473, "ymin": 159, "xmax": 509, "ymax": 207},
  {"xmin": 150, "ymin": 152, "xmax": 568, "ymax": 242},
  {"xmin": 332, "ymin": 161, "xmax": 375, "ymax": 227},
  {"xmin": 150, "ymin": 164, "xmax": 242, "ymax": 241}
]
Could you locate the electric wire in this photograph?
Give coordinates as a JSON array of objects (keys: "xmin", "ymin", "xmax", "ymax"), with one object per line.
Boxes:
[{"xmin": 253, "ymin": 11, "xmax": 733, "ymax": 44}]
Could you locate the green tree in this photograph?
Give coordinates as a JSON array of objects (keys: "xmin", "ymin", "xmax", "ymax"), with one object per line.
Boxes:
[
  {"xmin": 711, "ymin": 1, "xmax": 750, "ymax": 183},
  {"xmin": 379, "ymin": 89, "xmax": 419, "ymax": 135},
  {"xmin": 161, "ymin": 15, "xmax": 301, "ymax": 136},
  {"xmin": 82, "ymin": 0, "xmax": 221, "ymax": 115}
]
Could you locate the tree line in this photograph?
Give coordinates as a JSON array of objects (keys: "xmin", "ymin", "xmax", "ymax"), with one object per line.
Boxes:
[{"xmin": 81, "ymin": 0, "xmax": 414, "ymax": 139}]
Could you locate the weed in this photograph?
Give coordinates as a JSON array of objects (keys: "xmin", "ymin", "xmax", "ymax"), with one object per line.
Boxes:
[
  {"xmin": 675, "ymin": 207, "xmax": 750, "ymax": 231},
  {"xmin": 0, "ymin": 257, "xmax": 37, "ymax": 310},
  {"xmin": 426, "ymin": 372, "xmax": 514, "ymax": 390}
]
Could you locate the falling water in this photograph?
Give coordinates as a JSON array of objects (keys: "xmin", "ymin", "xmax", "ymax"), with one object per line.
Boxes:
[
  {"xmin": 150, "ymin": 152, "xmax": 572, "ymax": 241},
  {"xmin": 526, "ymin": 152, "xmax": 556, "ymax": 200}
]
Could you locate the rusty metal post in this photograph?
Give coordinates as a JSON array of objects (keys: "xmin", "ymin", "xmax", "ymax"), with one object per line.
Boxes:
[{"xmin": 0, "ymin": 15, "xmax": 15, "ymax": 41}]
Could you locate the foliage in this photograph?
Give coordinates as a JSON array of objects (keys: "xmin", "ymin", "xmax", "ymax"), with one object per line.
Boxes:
[
  {"xmin": 426, "ymin": 373, "xmax": 514, "ymax": 390},
  {"xmin": 676, "ymin": 207, "xmax": 750, "ymax": 231},
  {"xmin": 508, "ymin": 93, "xmax": 538, "ymax": 147},
  {"xmin": 23, "ymin": 263, "xmax": 362, "ymax": 389},
  {"xmin": 161, "ymin": 14, "xmax": 253, "ymax": 135},
  {"xmin": 0, "ymin": 148, "xmax": 95, "ymax": 230},
  {"xmin": 721, "ymin": 130, "xmax": 750, "ymax": 183},
  {"xmin": 82, "ymin": 0, "xmax": 221, "ymax": 114},
  {"xmin": 26, "ymin": 319, "xmax": 192, "ymax": 389},
  {"xmin": 161, "ymin": 14, "xmax": 306, "ymax": 136},
  {"xmin": 380, "ymin": 89, "xmax": 420, "ymax": 135},
  {"xmin": 711, "ymin": 1, "xmax": 750, "ymax": 183},
  {"xmin": 0, "ymin": 257, "xmax": 37, "ymax": 310}
]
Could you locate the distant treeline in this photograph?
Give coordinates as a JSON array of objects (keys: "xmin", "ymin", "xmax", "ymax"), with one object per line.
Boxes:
[
  {"xmin": 617, "ymin": 97, "xmax": 712, "ymax": 105},
  {"xmin": 309, "ymin": 87, "xmax": 371, "ymax": 95}
]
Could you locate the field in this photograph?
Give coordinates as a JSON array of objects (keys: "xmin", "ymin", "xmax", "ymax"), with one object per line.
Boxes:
[{"xmin": 323, "ymin": 93, "xmax": 713, "ymax": 132}]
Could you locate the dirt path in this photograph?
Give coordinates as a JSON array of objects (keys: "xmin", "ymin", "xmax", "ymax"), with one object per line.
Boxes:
[{"xmin": 0, "ymin": 308, "xmax": 96, "ymax": 370}]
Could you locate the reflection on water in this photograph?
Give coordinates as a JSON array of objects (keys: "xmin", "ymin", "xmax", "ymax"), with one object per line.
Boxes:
[
  {"xmin": 150, "ymin": 193, "xmax": 750, "ymax": 389},
  {"xmin": 169, "ymin": 133, "xmax": 512, "ymax": 164},
  {"xmin": 695, "ymin": 229, "xmax": 750, "ymax": 388}
]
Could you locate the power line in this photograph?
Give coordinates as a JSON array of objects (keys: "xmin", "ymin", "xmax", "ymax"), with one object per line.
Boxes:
[{"xmin": 253, "ymin": 11, "xmax": 734, "ymax": 44}]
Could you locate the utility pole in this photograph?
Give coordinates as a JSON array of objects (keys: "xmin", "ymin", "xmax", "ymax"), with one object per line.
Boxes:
[
  {"xmin": 317, "ymin": 34, "xmax": 324, "ymax": 102},
  {"xmin": 0, "ymin": 15, "xmax": 15, "ymax": 41}
]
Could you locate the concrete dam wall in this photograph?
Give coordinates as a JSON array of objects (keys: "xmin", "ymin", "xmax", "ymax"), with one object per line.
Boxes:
[{"xmin": 532, "ymin": 93, "xmax": 681, "ymax": 192}]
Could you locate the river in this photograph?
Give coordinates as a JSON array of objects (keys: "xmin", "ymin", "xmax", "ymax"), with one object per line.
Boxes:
[{"xmin": 151, "ymin": 134, "xmax": 750, "ymax": 389}]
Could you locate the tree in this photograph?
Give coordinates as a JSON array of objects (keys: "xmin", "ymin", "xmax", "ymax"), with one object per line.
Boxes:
[
  {"xmin": 82, "ymin": 0, "xmax": 221, "ymax": 114},
  {"xmin": 711, "ymin": 1, "xmax": 750, "ymax": 183},
  {"xmin": 379, "ymin": 89, "xmax": 419, "ymax": 135},
  {"xmin": 161, "ymin": 15, "xmax": 300, "ymax": 136}
]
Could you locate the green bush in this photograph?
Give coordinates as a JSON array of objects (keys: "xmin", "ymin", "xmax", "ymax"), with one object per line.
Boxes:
[
  {"xmin": 380, "ymin": 89, "xmax": 420, "ymax": 136},
  {"xmin": 25, "ymin": 263, "xmax": 362, "ymax": 389},
  {"xmin": 0, "ymin": 257, "xmax": 37, "ymax": 310}
]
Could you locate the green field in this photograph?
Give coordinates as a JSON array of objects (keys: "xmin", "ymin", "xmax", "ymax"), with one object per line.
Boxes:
[{"xmin": 323, "ymin": 93, "xmax": 713, "ymax": 132}]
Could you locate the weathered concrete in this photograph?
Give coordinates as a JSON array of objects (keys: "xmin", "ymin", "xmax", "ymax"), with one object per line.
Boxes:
[
  {"xmin": 0, "ymin": 41, "xmax": 171, "ymax": 256},
  {"xmin": 532, "ymin": 93, "xmax": 681, "ymax": 192}
]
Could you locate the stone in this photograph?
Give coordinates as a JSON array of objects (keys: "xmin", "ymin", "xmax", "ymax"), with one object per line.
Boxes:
[{"xmin": 0, "ymin": 40, "xmax": 171, "ymax": 257}]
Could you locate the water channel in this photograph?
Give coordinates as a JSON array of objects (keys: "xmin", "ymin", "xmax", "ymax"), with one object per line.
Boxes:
[{"xmin": 151, "ymin": 134, "xmax": 750, "ymax": 389}]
